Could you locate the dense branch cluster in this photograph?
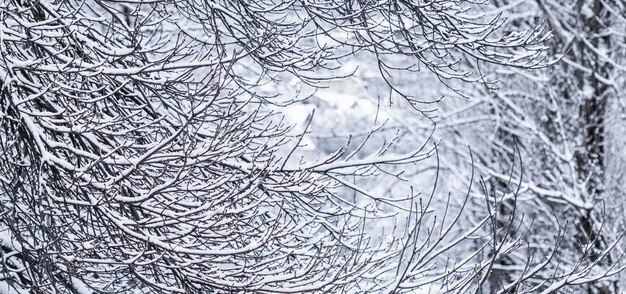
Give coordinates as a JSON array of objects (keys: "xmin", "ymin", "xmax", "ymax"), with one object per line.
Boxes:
[
  {"xmin": 423, "ymin": 0, "xmax": 626, "ymax": 292},
  {"xmin": 2, "ymin": 0, "xmax": 620, "ymax": 293}
]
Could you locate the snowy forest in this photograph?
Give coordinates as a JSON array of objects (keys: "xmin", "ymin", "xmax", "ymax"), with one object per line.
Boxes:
[{"xmin": 1, "ymin": 0, "xmax": 625, "ymax": 293}]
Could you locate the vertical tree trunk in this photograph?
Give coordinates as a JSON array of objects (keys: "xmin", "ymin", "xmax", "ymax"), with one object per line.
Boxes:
[{"xmin": 573, "ymin": 1, "xmax": 614, "ymax": 293}]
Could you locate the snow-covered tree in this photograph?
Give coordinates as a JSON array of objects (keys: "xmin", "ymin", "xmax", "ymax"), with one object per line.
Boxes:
[
  {"xmin": 423, "ymin": 0, "xmax": 626, "ymax": 292},
  {"xmin": 1, "ymin": 0, "xmax": 607, "ymax": 293}
]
